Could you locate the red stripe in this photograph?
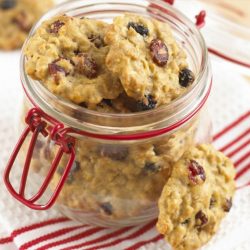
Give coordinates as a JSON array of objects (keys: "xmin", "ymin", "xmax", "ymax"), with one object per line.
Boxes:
[
  {"xmin": 0, "ymin": 236, "xmax": 12, "ymax": 244},
  {"xmin": 227, "ymin": 139, "xmax": 250, "ymax": 158},
  {"xmin": 208, "ymin": 48, "xmax": 250, "ymax": 69},
  {"xmin": 11, "ymin": 217, "xmax": 69, "ymax": 238},
  {"xmin": 36, "ymin": 227, "xmax": 105, "ymax": 250},
  {"xmin": 219, "ymin": 128, "xmax": 250, "ymax": 152},
  {"xmin": 124, "ymin": 234, "xmax": 163, "ymax": 250},
  {"xmin": 213, "ymin": 111, "xmax": 250, "ymax": 141},
  {"xmin": 234, "ymin": 151, "xmax": 250, "ymax": 167},
  {"xmin": 236, "ymin": 163, "xmax": 250, "ymax": 179},
  {"xmin": 83, "ymin": 220, "xmax": 157, "ymax": 250},
  {"xmin": 61, "ymin": 226, "xmax": 133, "ymax": 250},
  {"xmin": 19, "ymin": 225, "xmax": 88, "ymax": 250}
]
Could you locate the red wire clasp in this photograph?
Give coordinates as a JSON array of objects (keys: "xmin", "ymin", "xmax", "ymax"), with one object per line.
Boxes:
[
  {"xmin": 3, "ymin": 108, "xmax": 76, "ymax": 210},
  {"xmin": 195, "ymin": 10, "xmax": 206, "ymax": 29}
]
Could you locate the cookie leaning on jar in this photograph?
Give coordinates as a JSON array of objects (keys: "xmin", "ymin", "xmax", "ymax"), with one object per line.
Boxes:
[
  {"xmin": 22, "ymin": 13, "xmax": 206, "ymax": 224},
  {"xmin": 0, "ymin": 0, "xmax": 54, "ymax": 50},
  {"xmin": 157, "ymin": 144, "xmax": 236, "ymax": 250}
]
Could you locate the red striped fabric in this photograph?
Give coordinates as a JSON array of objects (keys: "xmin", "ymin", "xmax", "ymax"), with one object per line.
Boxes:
[
  {"xmin": 0, "ymin": 236, "xmax": 12, "ymax": 244},
  {"xmin": 19, "ymin": 225, "xmax": 88, "ymax": 250},
  {"xmin": 0, "ymin": 111, "xmax": 249, "ymax": 250}
]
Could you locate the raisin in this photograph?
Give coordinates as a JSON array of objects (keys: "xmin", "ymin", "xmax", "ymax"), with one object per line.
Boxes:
[
  {"xmin": 0, "ymin": 0, "xmax": 16, "ymax": 9},
  {"xmin": 135, "ymin": 95, "xmax": 157, "ymax": 111},
  {"xmin": 188, "ymin": 160, "xmax": 206, "ymax": 185},
  {"xmin": 71, "ymin": 161, "xmax": 80, "ymax": 173},
  {"xmin": 79, "ymin": 102, "xmax": 87, "ymax": 108},
  {"xmin": 99, "ymin": 145, "xmax": 128, "ymax": 161},
  {"xmin": 12, "ymin": 11, "xmax": 31, "ymax": 32},
  {"xmin": 102, "ymin": 99, "xmax": 113, "ymax": 107},
  {"xmin": 149, "ymin": 39, "xmax": 168, "ymax": 66},
  {"xmin": 179, "ymin": 68, "xmax": 195, "ymax": 87},
  {"xmin": 88, "ymin": 34, "xmax": 104, "ymax": 48},
  {"xmin": 49, "ymin": 20, "xmax": 65, "ymax": 33},
  {"xmin": 57, "ymin": 161, "xmax": 80, "ymax": 184},
  {"xmin": 223, "ymin": 198, "xmax": 232, "ymax": 212},
  {"xmin": 100, "ymin": 202, "xmax": 113, "ymax": 215},
  {"xmin": 73, "ymin": 53, "xmax": 98, "ymax": 79},
  {"xmin": 195, "ymin": 210, "xmax": 208, "ymax": 227},
  {"xmin": 181, "ymin": 218, "xmax": 190, "ymax": 225},
  {"xmin": 144, "ymin": 162, "xmax": 160, "ymax": 173},
  {"xmin": 127, "ymin": 22, "xmax": 149, "ymax": 36}
]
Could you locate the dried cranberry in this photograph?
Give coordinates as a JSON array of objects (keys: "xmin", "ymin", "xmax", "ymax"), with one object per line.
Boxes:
[
  {"xmin": 99, "ymin": 145, "xmax": 128, "ymax": 161},
  {"xmin": 73, "ymin": 54, "xmax": 98, "ymax": 79},
  {"xmin": 100, "ymin": 202, "xmax": 113, "ymax": 215},
  {"xmin": 195, "ymin": 210, "xmax": 208, "ymax": 227},
  {"xmin": 135, "ymin": 95, "xmax": 157, "ymax": 111},
  {"xmin": 48, "ymin": 63, "xmax": 66, "ymax": 76},
  {"xmin": 49, "ymin": 20, "xmax": 65, "ymax": 33},
  {"xmin": 88, "ymin": 34, "xmax": 104, "ymax": 48},
  {"xmin": 223, "ymin": 198, "xmax": 232, "ymax": 212},
  {"xmin": 144, "ymin": 162, "xmax": 160, "ymax": 173},
  {"xmin": 149, "ymin": 39, "xmax": 168, "ymax": 67},
  {"xmin": 127, "ymin": 22, "xmax": 149, "ymax": 37},
  {"xmin": 1, "ymin": 0, "xmax": 16, "ymax": 9},
  {"xmin": 188, "ymin": 160, "xmax": 206, "ymax": 185},
  {"xmin": 179, "ymin": 68, "xmax": 195, "ymax": 87}
]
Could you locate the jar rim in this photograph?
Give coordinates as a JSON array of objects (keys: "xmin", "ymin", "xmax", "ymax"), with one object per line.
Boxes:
[{"xmin": 20, "ymin": 0, "xmax": 211, "ymax": 136}]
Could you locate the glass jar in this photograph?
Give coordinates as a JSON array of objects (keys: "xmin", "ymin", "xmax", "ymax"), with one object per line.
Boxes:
[{"xmin": 4, "ymin": 0, "xmax": 212, "ymax": 227}]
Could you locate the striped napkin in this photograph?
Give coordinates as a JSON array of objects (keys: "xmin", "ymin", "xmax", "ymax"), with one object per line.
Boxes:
[{"xmin": 0, "ymin": 110, "xmax": 249, "ymax": 250}]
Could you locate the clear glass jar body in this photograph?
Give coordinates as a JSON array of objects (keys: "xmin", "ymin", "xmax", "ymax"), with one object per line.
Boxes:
[{"xmin": 18, "ymin": 0, "xmax": 212, "ymax": 227}]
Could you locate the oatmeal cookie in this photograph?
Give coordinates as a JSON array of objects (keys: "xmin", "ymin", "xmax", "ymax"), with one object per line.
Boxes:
[
  {"xmin": 50, "ymin": 141, "xmax": 171, "ymax": 219},
  {"xmin": 157, "ymin": 144, "xmax": 236, "ymax": 250},
  {"xmin": 24, "ymin": 15, "xmax": 123, "ymax": 106},
  {"xmin": 104, "ymin": 13, "xmax": 194, "ymax": 110},
  {"xmin": 0, "ymin": 0, "xmax": 53, "ymax": 50}
]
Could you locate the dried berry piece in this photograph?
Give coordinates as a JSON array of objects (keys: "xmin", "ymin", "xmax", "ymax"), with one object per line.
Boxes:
[
  {"xmin": 73, "ymin": 53, "xmax": 98, "ymax": 79},
  {"xmin": 71, "ymin": 161, "xmax": 80, "ymax": 173},
  {"xmin": 120, "ymin": 93, "xmax": 157, "ymax": 112},
  {"xmin": 12, "ymin": 11, "xmax": 31, "ymax": 32},
  {"xmin": 88, "ymin": 34, "xmax": 104, "ymax": 48},
  {"xmin": 135, "ymin": 95, "xmax": 157, "ymax": 111},
  {"xmin": 179, "ymin": 68, "xmax": 195, "ymax": 87},
  {"xmin": 99, "ymin": 145, "xmax": 128, "ymax": 161},
  {"xmin": 49, "ymin": 20, "xmax": 65, "ymax": 33},
  {"xmin": 195, "ymin": 210, "xmax": 208, "ymax": 227},
  {"xmin": 0, "ymin": 0, "xmax": 16, "ymax": 9},
  {"xmin": 102, "ymin": 99, "xmax": 112, "ymax": 107},
  {"xmin": 79, "ymin": 102, "xmax": 87, "ymax": 108},
  {"xmin": 149, "ymin": 39, "xmax": 168, "ymax": 67},
  {"xmin": 100, "ymin": 202, "xmax": 113, "ymax": 215},
  {"xmin": 188, "ymin": 160, "xmax": 206, "ymax": 185},
  {"xmin": 181, "ymin": 218, "xmax": 190, "ymax": 225},
  {"xmin": 57, "ymin": 161, "xmax": 80, "ymax": 184},
  {"xmin": 144, "ymin": 162, "xmax": 160, "ymax": 173},
  {"xmin": 48, "ymin": 63, "xmax": 66, "ymax": 76},
  {"xmin": 127, "ymin": 22, "xmax": 149, "ymax": 36},
  {"xmin": 223, "ymin": 198, "xmax": 232, "ymax": 212}
]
